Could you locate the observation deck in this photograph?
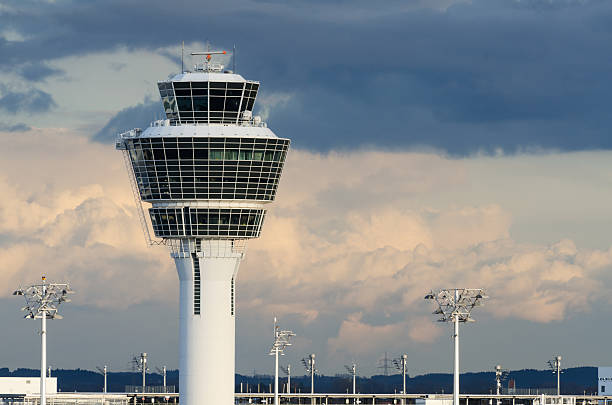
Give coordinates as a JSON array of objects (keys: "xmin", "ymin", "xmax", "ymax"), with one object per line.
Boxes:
[{"xmin": 116, "ymin": 61, "xmax": 290, "ymax": 241}]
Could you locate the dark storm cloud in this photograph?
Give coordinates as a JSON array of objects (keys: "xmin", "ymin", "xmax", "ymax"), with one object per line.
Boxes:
[
  {"xmin": 4, "ymin": 0, "xmax": 612, "ymax": 154},
  {"xmin": 0, "ymin": 87, "xmax": 56, "ymax": 114},
  {"xmin": 93, "ymin": 99, "xmax": 164, "ymax": 143},
  {"xmin": 0, "ymin": 123, "xmax": 31, "ymax": 132},
  {"xmin": 17, "ymin": 63, "xmax": 64, "ymax": 82}
]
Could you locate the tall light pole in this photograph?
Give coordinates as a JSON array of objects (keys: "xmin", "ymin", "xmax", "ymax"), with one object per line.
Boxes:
[
  {"xmin": 425, "ymin": 289, "xmax": 486, "ymax": 405},
  {"xmin": 141, "ymin": 353, "xmax": 148, "ymax": 394},
  {"xmin": 13, "ymin": 276, "xmax": 73, "ymax": 405},
  {"xmin": 344, "ymin": 363, "xmax": 357, "ymax": 404},
  {"xmin": 495, "ymin": 365, "xmax": 508, "ymax": 405},
  {"xmin": 302, "ymin": 354, "xmax": 317, "ymax": 405},
  {"xmin": 132, "ymin": 353, "xmax": 149, "ymax": 394},
  {"xmin": 270, "ymin": 318, "xmax": 295, "ymax": 405},
  {"xmin": 548, "ymin": 356, "xmax": 562, "ymax": 395},
  {"xmin": 281, "ymin": 365, "xmax": 291, "ymax": 394},
  {"xmin": 96, "ymin": 366, "xmax": 108, "ymax": 393},
  {"xmin": 393, "ymin": 354, "xmax": 408, "ymax": 405},
  {"xmin": 156, "ymin": 366, "xmax": 167, "ymax": 393},
  {"xmin": 495, "ymin": 365, "xmax": 502, "ymax": 400}
]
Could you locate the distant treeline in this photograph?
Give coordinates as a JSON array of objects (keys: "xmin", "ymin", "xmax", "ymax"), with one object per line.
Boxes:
[{"xmin": 0, "ymin": 367, "xmax": 598, "ymax": 395}]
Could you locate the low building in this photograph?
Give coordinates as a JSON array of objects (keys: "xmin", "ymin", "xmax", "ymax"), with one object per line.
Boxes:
[
  {"xmin": 598, "ymin": 367, "xmax": 612, "ymax": 395},
  {"xmin": 415, "ymin": 396, "xmax": 452, "ymax": 405},
  {"xmin": 0, "ymin": 377, "xmax": 57, "ymax": 395}
]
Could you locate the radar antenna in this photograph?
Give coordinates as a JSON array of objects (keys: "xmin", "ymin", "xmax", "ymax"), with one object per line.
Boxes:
[{"xmin": 191, "ymin": 50, "xmax": 227, "ymax": 72}]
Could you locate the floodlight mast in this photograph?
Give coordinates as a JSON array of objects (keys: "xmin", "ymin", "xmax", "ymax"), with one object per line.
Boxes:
[
  {"xmin": 425, "ymin": 288, "xmax": 486, "ymax": 405},
  {"xmin": 270, "ymin": 317, "xmax": 296, "ymax": 405},
  {"xmin": 13, "ymin": 276, "xmax": 73, "ymax": 405}
]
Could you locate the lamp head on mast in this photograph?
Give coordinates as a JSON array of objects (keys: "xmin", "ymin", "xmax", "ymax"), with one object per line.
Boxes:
[
  {"xmin": 269, "ymin": 318, "xmax": 295, "ymax": 355},
  {"xmin": 14, "ymin": 278, "xmax": 73, "ymax": 320},
  {"xmin": 424, "ymin": 288, "xmax": 487, "ymax": 323}
]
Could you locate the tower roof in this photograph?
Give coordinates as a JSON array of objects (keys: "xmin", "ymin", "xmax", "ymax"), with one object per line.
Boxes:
[{"xmin": 166, "ymin": 71, "xmax": 251, "ymax": 84}]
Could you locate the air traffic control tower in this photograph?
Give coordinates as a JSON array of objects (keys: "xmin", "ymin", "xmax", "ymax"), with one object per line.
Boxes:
[{"xmin": 115, "ymin": 50, "xmax": 290, "ymax": 405}]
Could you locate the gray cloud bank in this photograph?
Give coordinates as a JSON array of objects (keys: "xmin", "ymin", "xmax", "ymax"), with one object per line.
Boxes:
[
  {"xmin": 0, "ymin": 86, "xmax": 56, "ymax": 114},
  {"xmin": 93, "ymin": 99, "xmax": 163, "ymax": 143},
  {"xmin": 0, "ymin": 123, "xmax": 30, "ymax": 132},
  {"xmin": 3, "ymin": 0, "xmax": 612, "ymax": 154}
]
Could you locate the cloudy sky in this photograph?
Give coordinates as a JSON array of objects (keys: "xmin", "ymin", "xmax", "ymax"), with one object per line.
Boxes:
[{"xmin": 2, "ymin": 0, "xmax": 612, "ymax": 380}]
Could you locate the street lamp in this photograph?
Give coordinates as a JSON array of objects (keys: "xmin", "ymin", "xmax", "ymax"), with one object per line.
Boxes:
[
  {"xmin": 425, "ymin": 288, "xmax": 486, "ymax": 405},
  {"xmin": 547, "ymin": 356, "xmax": 562, "ymax": 395},
  {"xmin": 393, "ymin": 354, "xmax": 408, "ymax": 405},
  {"xmin": 270, "ymin": 318, "xmax": 295, "ymax": 405},
  {"xmin": 13, "ymin": 276, "xmax": 73, "ymax": 405}
]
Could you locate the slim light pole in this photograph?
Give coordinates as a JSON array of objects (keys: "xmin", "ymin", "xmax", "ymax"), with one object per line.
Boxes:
[
  {"xmin": 96, "ymin": 366, "xmax": 108, "ymax": 393},
  {"xmin": 548, "ymin": 356, "xmax": 562, "ymax": 395},
  {"xmin": 270, "ymin": 318, "xmax": 296, "ymax": 405},
  {"xmin": 344, "ymin": 363, "xmax": 357, "ymax": 404},
  {"xmin": 281, "ymin": 365, "xmax": 291, "ymax": 394},
  {"xmin": 302, "ymin": 354, "xmax": 317, "ymax": 405},
  {"xmin": 156, "ymin": 366, "xmax": 168, "ymax": 393},
  {"xmin": 13, "ymin": 276, "xmax": 73, "ymax": 405},
  {"xmin": 425, "ymin": 289, "xmax": 487, "ymax": 405},
  {"xmin": 141, "ymin": 353, "xmax": 148, "ymax": 394},
  {"xmin": 495, "ymin": 365, "xmax": 508, "ymax": 405},
  {"xmin": 393, "ymin": 354, "xmax": 408, "ymax": 405}
]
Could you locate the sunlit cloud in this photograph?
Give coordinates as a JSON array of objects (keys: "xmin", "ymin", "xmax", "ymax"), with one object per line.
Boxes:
[{"xmin": 1, "ymin": 129, "xmax": 612, "ymax": 372}]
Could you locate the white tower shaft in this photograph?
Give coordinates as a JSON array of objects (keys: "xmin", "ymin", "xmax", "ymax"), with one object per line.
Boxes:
[{"xmin": 174, "ymin": 241, "xmax": 241, "ymax": 405}]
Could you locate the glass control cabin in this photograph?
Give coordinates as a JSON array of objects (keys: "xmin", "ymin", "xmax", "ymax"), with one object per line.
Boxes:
[{"xmin": 159, "ymin": 74, "xmax": 259, "ymax": 124}]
